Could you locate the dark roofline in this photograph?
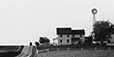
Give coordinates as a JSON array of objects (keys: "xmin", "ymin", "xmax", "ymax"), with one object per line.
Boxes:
[
  {"xmin": 57, "ymin": 28, "xmax": 71, "ymax": 35},
  {"xmin": 57, "ymin": 28, "xmax": 85, "ymax": 35},
  {"xmin": 72, "ymin": 29, "xmax": 85, "ymax": 34},
  {"xmin": 57, "ymin": 27, "xmax": 71, "ymax": 29}
]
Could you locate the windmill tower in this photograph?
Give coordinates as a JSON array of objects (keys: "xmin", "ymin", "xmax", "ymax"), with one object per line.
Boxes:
[
  {"xmin": 91, "ymin": 8, "xmax": 97, "ymax": 28},
  {"xmin": 91, "ymin": 8, "xmax": 98, "ymax": 39}
]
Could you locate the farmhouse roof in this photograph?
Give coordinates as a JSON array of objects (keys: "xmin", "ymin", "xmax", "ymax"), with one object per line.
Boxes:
[
  {"xmin": 57, "ymin": 28, "xmax": 71, "ymax": 34},
  {"xmin": 72, "ymin": 30, "xmax": 85, "ymax": 34},
  {"xmin": 57, "ymin": 28, "xmax": 85, "ymax": 35}
]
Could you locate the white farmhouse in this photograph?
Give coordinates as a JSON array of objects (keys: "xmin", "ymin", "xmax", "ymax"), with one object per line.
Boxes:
[{"xmin": 54, "ymin": 28, "xmax": 85, "ymax": 45}]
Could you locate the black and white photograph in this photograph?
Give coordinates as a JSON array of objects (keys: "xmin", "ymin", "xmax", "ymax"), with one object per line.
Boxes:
[{"xmin": 0, "ymin": 0, "xmax": 114, "ymax": 57}]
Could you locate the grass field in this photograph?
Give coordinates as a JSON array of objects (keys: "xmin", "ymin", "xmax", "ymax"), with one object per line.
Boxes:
[
  {"xmin": 0, "ymin": 45, "xmax": 114, "ymax": 57},
  {"xmin": 39, "ymin": 50, "xmax": 114, "ymax": 57},
  {"xmin": 0, "ymin": 46, "xmax": 19, "ymax": 53}
]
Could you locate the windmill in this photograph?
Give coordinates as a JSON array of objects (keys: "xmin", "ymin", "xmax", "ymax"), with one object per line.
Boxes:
[
  {"xmin": 91, "ymin": 8, "xmax": 98, "ymax": 39},
  {"xmin": 91, "ymin": 8, "xmax": 97, "ymax": 27}
]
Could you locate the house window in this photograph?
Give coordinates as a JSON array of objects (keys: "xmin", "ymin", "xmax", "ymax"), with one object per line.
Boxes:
[
  {"xmin": 73, "ymin": 35, "xmax": 75, "ymax": 37},
  {"xmin": 60, "ymin": 39, "xmax": 62, "ymax": 43},
  {"xmin": 60, "ymin": 35, "xmax": 62, "ymax": 37},
  {"xmin": 67, "ymin": 35, "xmax": 69, "ymax": 37},
  {"xmin": 80, "ymin": 35, "xmax": 82, "ymax": 37},
  {"xmin": 67, "ymin": 39, "xmax": 69, "ymax": 43}
]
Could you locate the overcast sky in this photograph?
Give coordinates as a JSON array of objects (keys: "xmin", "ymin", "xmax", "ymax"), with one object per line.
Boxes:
[{"xmin": 0, "ymin": 0, "xmax": 114, "ymax": 45}]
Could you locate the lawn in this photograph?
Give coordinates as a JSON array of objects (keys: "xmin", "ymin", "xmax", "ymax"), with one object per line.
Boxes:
[
  {"xmin": 0, "ymin": 46, "xmax": 19, "ymax": 53},
  {"xmin": 39, "ymin": 50, "xmax": 114, "ymax": 57},
  {"xmin": 0, "ymin": 45, "xmax": 114, "ymax": 57}
]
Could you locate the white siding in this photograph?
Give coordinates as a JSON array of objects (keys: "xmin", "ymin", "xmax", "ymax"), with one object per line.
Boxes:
[
  {"xmin": 74, "ymin": 35, "xmax": 80, "ymax": 38},
  {"xmin": 111, "ymin": 34, "xmax": 114, "ymax": 42},
  {"xmin": 57, "ymin": 34, "xmax": 85, "ymax": 45},
  {"xmin": 57, "ymin": 35, "xmax": 72, "ymax": 45},
  {"xmin": 72, "ymin": 35, "xmax": 85, "ymax": 42}
]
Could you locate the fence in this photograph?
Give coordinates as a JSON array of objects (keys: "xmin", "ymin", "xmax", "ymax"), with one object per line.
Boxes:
[{"xmin": 38, "ymin": 47, "xmax": 114, "ymax": 53}]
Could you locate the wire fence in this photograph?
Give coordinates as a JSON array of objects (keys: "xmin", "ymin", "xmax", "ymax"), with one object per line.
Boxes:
[{"xmin": 38, "ymin": 47, "xmax": 114, "ymax": 53}]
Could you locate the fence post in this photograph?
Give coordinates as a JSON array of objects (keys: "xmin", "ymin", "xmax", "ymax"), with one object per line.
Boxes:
[
  {"xmin": 108, "ymin": 47, "xmax": 110, "ymax": 50},
  {"xmin": 47, "ymin": 49, "xmax": 49, "ymax": 52},
  {"xmin": 68, "ymin": 48, "xmax": 69, "ymax": 51},
  {"xmin": 95, "ymin": 47, "xmax": 97, "ymax": 50},
  {"xmin": 57, "ymin": 48, "xmax": 59, "ymax": 51},
  {"xmin": 81, "ymin": 47, "xmax": 83, "ymax": 50}
]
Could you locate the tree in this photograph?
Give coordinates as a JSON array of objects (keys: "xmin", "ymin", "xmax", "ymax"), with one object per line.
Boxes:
[
  {"xmin": 92, "ymin": 20, "xmax": 114, "ymax": 44},
  {"xmin": 35, "ymin": 41, "xmax": 39, "ymax": 46},
  {"xmin": 39, "ymin": 37, "xmax": 50, "ymax": 44},
  {"xmin": 85, "ymin": 35, "xmax": 93, "ymax": 45},
  {"xmin": 35, "ymin": 41, "xmax": 39, "ymax": 49}
]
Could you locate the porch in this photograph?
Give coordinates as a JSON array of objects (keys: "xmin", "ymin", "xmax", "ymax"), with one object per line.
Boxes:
[{"xmin": 71, "ymin": 38, "xmax": 81, "ymax": 45}]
